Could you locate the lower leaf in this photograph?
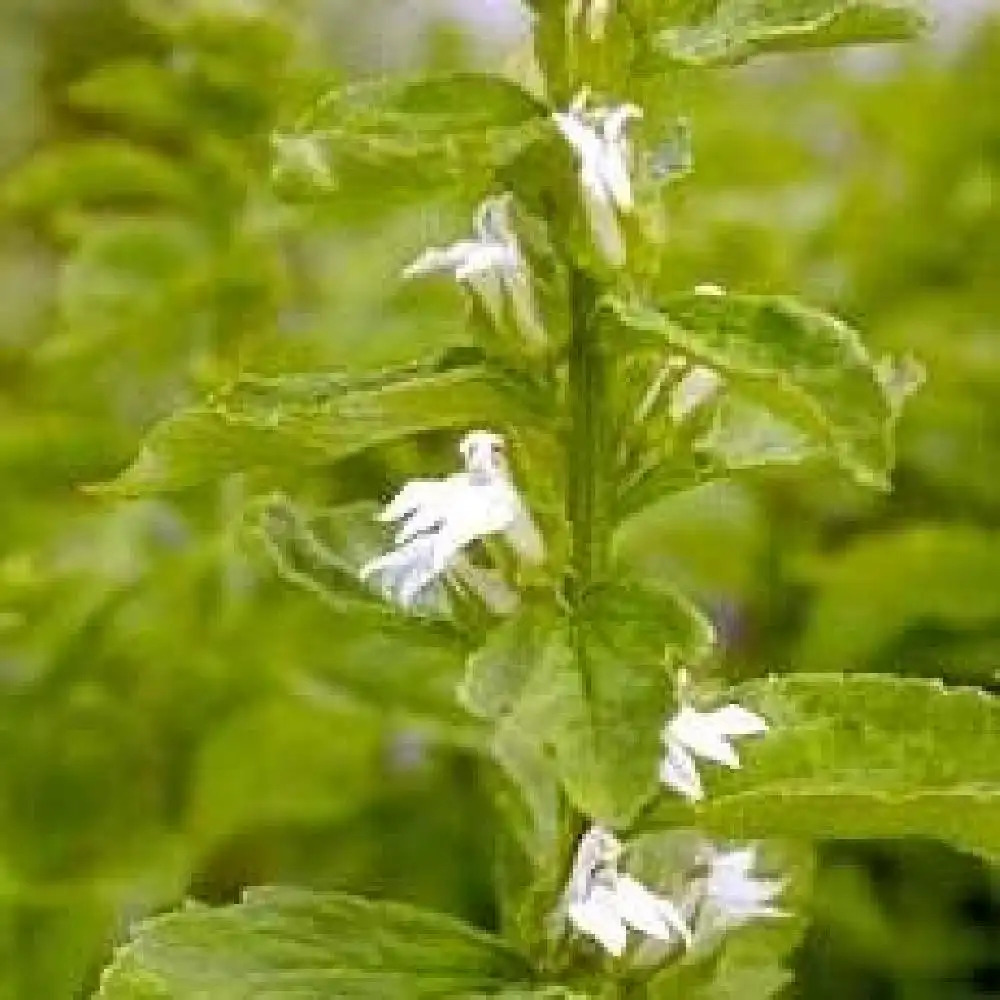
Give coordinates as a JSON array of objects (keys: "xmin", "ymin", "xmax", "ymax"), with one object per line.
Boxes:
[
  {"xmin": 97, "ymin": 887, "xmax": 550, "ymax": 999},
  {"xmin": 641, "ymin": 674, "xmax": 1000, "ymax": 865}
]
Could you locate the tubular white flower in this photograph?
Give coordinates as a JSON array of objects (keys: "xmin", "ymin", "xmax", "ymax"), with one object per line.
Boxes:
[
  {"xmin": 567, "ymin": 0, "xmax": 614, "ymax": 41},
  {"xmin": 553, "ymin": 90, "xmax": 643, "ymax": 266},
  {"xmin": 705, "ymin": 847, "xmax": 787, "ymax": 922},
  {"xmin": 359, "ymin": 430, "xmax": 543, "ymax": 608},
  {"xmin": 690, "ymin": 845, "xmax": 787, "ymax": 947},
  {"xmin": 669, "ymin": 365, "xmax": 722, "ymax": 423},
  {"xmin": 404, "ymin": 198, "xmax": 519, "ymax": 283},
  {"xmin": 561, "ymin": 826, "xmax": 691, "ymax": 957},
  {"xmin": 659, "ymin": 703, "xmax": 768, "ymax": 802},
  {"xmin": 403, "ymin": 196, "xmax": 544, "ymax": 348}
]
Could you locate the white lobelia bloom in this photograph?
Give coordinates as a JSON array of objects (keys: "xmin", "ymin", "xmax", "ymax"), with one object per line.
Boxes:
[
  {"xmin": 669, "ymin": 365, "xmax": 723, "ymax": 424},
  {"xmin": 359, "ymin": 430, "xmax": 543, "ymax": 609},
  {"xmin": 553, "ymin": 90, "xmax": 643, "ymax": 267},
  {"xmin": 659, "ymin": 702, "xmax": 768, "ymax": 802},
  {"xmin": 567, "ymin": 0, "xmax": 614, "ymax": 41},
  {"xmin": 690, "ymin": 845, "xmax": 787, "ymax": 946},
  {"xmin": 403, "ymin": 196, "xmax": 544, "ymax": 348},
  {"xmin": 561, "ymin": 826, "xmax": 691, "ymax": 958}
]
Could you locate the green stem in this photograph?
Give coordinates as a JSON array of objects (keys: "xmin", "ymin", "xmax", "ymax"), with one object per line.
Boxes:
[
  {"xmin": 567, "ymin": 266, "xmax": 610, "ymax": 602},
  {"xmin": 567, "ymin": 266, "xmax": 605, "ymax": 711},
  {"xmin": 547, "ymin": 267, "xmax": 613, "ymax": 975}
]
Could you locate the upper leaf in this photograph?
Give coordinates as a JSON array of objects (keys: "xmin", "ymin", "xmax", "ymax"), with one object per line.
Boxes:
[
  {"xmin": 525, "ymin": 0, "xmax": 924, "ymax": 98},
  {"xmin": 641, "ymin": 0, "xmax": 927, "ymax": 67},
  {"xmin": 642, "ymin": 674, "xmax": 1000, "ymax": 865},
  {"xmin": 1, "ymin": 141, "xmax": 197, "ymax": 221},
  {"xmin": 67, "ymin": 59, "xmax": 188, "ymax": 134},
  {"xmin": 607, "ymin": 292, "xmax": 904, "ymax": 490},
  {"xmin": 100, "ymin": 362, "xmax": 542, "ymax": 495},
  {"xmin": 275, "ymin": 74, "xmax": 548, "ymax": 205},
  {"xmin": 464, "ymin": 584, "xmax": 714, "ymax": 826},
  {"xmin": 96, "ymin": 886, "xmax": 552, "ymax": 999}
]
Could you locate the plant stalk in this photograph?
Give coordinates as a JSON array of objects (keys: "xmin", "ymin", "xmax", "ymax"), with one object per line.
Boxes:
[{"xmin": 567, "ymin": 265, "xmax": 610, "ymax": 602}]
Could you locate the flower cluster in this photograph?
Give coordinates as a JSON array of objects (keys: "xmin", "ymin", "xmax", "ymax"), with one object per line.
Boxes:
[
  {"xmin": 561, "ymin": 827, "xmax": 785, "ymax": 959},
  {"xmin": 557, "ymin": 683, "xmax": 776, "ymax": 960},
  {"xmin": 360, "ymin": 87, "xmax": 647, "ymax": 603},
  {"xmin": 358, "ymin": 70, "xmax": 783, "ymax": 973}
]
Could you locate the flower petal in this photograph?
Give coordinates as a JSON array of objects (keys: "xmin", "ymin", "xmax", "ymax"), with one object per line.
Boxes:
[
  {"xmin": 614, "ymin": 875, "xmax": 691, "ymax": 947},
  {"xmin": 582, "ymin": 179, "xmax": 626, "ymax": 266},
  {"xmin": 360, "ymin": 537, "xmax": 438, "ymax": 607},
  {"xmin": 378, "ymin": 479, "xmax": 445, "ymax": 523},
  {"xmin": 659, "ymin": 739, "xmax": 704, "ymax": 801},
  {"xmin": 569, "ymin": 888, "xmax": 628, "ymax": 957},
  {"xmin": 403, "ymin": 242, "xmax": 474, "ymax": 279},
  {"xmin": 712, "ymin": 704, "xmax": 768, "ymax": 738},
  {"xmin": 668, "ymin": 706, "xmax": 741, "ymax": 769}
]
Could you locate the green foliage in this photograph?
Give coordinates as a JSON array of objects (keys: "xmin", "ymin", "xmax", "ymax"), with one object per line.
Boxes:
[
  {"xmin": 464, "ymin": 584, "xmax": 714, "ymax": 825},
  {"xmin": 1, "ymin": 0, "xmax": 998, "ymax": 997},
  {"xmin": 100, "ymin": 363, "xmax": 542, "ymax": 496},
  {"xmin": 2, "ymin": 141, "xmax": 199, "ymax": 220},
  {"xmin": 645, "ymin": 1, "xmax": 928, "ymax": 67},
  {"xmin": 608, "ymin": 292, "xmax": 907, "ymax": 490},
  {"xmin": 644, "ymin": 675, "xmax": 1000, "ymax": 863},
  {"xmin": 527, "ymin": 0, "xmax": 926, "ymax": 100},
  {"xmin": 275, "ymin": 74, "xmax": 548, "ymax": 207},
  {"xmin": 96, "ymin": 888, "xmax": 541, "ymax": 999}
]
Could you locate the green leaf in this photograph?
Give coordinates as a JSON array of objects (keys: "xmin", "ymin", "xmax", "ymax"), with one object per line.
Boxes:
[
  {"xmin": 243, "ymin": 497, "xmax": 476, "ymax": 733},
  {"xmin": 645, "ymin": 1, "xmax": 927, "ymax": 68},
  {"xmin": 97, "ymin": 887, "xmax": 548, "ymax": 999},
  {"xmin": 1, "ymin": 141, "xmax": 197, "ymax": 219},
  {"xmin": 465, "ymin": 585, "xmax": 714, "ymax": 825},
  {"xmin": 643, "ymin": 675, "xmax": 1000, "ymax": 865},
  {"xmin": 67, "ymin": 59, "xmax": 187, "ymax": 133},
  {"xmin": 100, "ymin": 362, "xmax": 541, "ymax": 495},
  {"xmin": 277, "ymin": 74, "xmax": 547, "ymax": 204},
  {"xmin": 607, "ymin": 293, "xmax": 902, "ymax": 489},
  {"xmin": 52, "ymin": 217, "xmax": 207, "ymax": 359},
  {"xmin": 649, "ymin": 924, "xmax": 798, "ymax": 1000}
]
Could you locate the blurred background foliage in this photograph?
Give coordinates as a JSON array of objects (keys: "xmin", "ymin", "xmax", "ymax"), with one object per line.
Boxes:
[{"xmin": 0, "ymin": 0, "xmax": 997, "ymax": 997}]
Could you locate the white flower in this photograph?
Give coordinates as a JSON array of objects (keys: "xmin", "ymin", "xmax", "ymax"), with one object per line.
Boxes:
[
  {"xmin": 404, "ymin": 198, "xmax": 518, "ymax": 283},
  {"xmin": 403, "ymin": 196, "xmax": 544, "ymax": 348},
  {"xmin": 706, "ymin": 847, "xmax": 786, "ymax": 923},
  {"xmin": 659, "ymin": 703, "xmax": 768, "ymax": 802},
  {"xmin": 567, "ymin": 0, "xmax": 614, "ymax": 41},
  {"xmin": 359, "ymin": 430, "xmax": 543, "ymax": 608},
  {"xmin": 669, "ymin": 365, "xmax": 722, "ymax": 423},
  {"xmin": 553, "ymin": 90, "xmax": 643, "ymax": 266},
  {"xmin": 561, "ymin": 826, "xmax": 691, "ymax": 957},
  {"xmin": 690, "ymin": 845, "xmax": 787, "ymax": 947}
]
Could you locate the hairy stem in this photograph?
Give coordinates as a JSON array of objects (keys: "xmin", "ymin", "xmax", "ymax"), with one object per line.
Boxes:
[
  {"xmin": 567, "ymin": 266, "xmax": 610, "ymax": 601},
  {"xmin": 563, "ymin": 262, "xmax": 612, "ymax": 856}
]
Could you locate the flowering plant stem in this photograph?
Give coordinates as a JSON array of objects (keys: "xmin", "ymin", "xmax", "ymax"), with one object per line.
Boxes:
[
  {"xmin": 567, "ymin": 266, "xmax": 608, "ymax": 665},
  {"xmin": 555, "ymin": 264, "xmax": 610, "ymax": 968}
]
